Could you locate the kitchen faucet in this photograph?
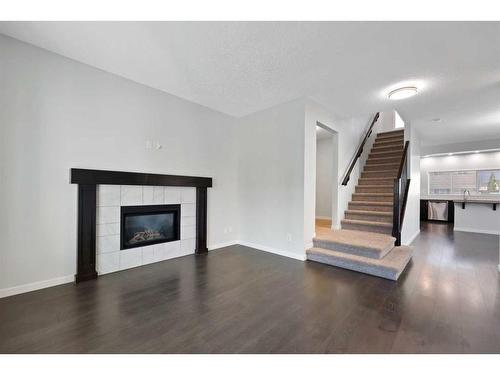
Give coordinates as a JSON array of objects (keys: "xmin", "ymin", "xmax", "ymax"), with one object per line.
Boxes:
[{"xmin": 463, "ymin": 189, "xmax": 471, "ymax": 201}]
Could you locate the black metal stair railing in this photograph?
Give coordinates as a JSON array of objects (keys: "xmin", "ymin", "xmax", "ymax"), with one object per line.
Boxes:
[
  {"xmin": 392, "ymin": 140, "xmax": 411, "ymax": 246},
  {"xmin": 341, "ymin": 112, "xmax": 380, "ymax": 186}
]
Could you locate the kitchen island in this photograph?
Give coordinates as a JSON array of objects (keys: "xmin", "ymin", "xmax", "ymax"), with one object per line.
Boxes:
[{"xmin": 453, "ymin": 197, "xmax": 500, "ymax": 235}]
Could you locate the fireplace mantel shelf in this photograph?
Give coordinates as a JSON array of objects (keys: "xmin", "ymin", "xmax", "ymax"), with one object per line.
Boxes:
[
  {"xmin": 71, "ymin": 168, "xmax": 212, "ymax": 283},
  {"xmin": 71, "ymin": 168, "xmax": 212, "ymax": 187}
]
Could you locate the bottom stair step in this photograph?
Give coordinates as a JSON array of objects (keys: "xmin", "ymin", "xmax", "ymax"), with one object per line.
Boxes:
[
  {"xmin": 306, "ymin": 246, "xmax": 413, "ymax": 281},
  {"xmin": 313, "ymin": 229, "xmax": 395, "ymax": 259}
]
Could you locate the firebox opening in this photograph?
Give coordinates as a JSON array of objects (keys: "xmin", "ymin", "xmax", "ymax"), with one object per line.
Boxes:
[{"xmin": 120, "ymin": 204, "xmax": 181, "ymax": 250}]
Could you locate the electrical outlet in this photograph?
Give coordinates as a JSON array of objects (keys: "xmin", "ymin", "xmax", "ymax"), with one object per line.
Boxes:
[
  {"xmin": 223, "ymin": 227, "xmax": 228, "ymax": 234},
  {"xmin": 145, "ymin": 140, "xmax": 153, "ymax": 150},
  {"xmin": 286, "ymin": 233, "xmax": 292, "ymax": 242},
  {"xmin": 228, "ymin": 226, "xmax": 233, "ymax": 233}
]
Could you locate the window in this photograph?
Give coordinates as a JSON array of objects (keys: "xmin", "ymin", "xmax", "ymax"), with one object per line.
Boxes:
[
  {"xmin": 450, "ymin": 171, "xmax": 477, "ymax": 194},
  {"xmin": 428, "ymin": 171, "xmax": 452, "ymax": 194},
  {"xmin": 428, "ymin": 169, "xmax": 500, "ymax": 195},
  {"xmin": 477, "ymin": 170, "xmax": 500, "ymax": 194}
]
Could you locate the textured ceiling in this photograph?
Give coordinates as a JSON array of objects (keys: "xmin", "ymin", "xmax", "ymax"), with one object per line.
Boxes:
[{"xmin": 1, "ymin": 21, "xmax": 499, "ymax": 146}]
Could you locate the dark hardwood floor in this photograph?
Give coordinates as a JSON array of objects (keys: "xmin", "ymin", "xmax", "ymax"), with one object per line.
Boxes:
[{"xmin": 1, "ymin": 222, "xmax": 499, "ymax": 353}]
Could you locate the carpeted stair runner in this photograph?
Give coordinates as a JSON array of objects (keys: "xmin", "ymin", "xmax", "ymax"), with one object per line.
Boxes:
[
  {"xmin": 308, "ymin": 129, "xmax": 412, "ymax": 280},
  {"xmin": 341, "ymin": 129, "xmax": 403, "ymax": 235}
]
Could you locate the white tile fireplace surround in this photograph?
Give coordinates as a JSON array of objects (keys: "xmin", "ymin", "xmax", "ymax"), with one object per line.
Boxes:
[{"xmin": 96, "ymin": 185, "xmax": 197, "ymax": 275}]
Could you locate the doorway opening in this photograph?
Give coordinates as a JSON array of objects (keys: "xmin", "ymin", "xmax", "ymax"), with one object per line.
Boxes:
[{"xmin": 315, "ymin": 122, "xmax": 338, "ymax": 233}]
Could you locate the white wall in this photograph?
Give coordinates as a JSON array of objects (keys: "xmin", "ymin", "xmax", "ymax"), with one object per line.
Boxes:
[
  {"xmin": 401, "ymin": 122, "xmax": 421, "ymax": 245},
  {"xmin": 377, "ymin": 111, "xmax": 396, "ymax": 133},
  {"xmin": 237, "ymin": 99, "xmax": 307, "ymax": 260},
  {"xmin": 237, "ymin": 99, "xmax": 368, "ymax": 259},
  {"xmin": 421, "ymin": 151, "xmax": 500, "ymax": 198},
  {"xmin": 0, "ymin": 35, "xmax": 239, "ymax": 295},
  {"xmin": 334, "ymin": 116, "xmax": 372, "ymax": 229},
  {"xmin": 315, "ymin": 136, "xmax": 333, "ymax": 218}
]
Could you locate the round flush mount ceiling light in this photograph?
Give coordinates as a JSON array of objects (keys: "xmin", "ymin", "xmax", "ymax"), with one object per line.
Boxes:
[{"xmin": 388, "ymin": 86, "xmax": 418, "ymax": 100}]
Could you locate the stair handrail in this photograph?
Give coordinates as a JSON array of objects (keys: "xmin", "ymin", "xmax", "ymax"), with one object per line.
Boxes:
[
  {"xmin": 341, "ymin": 112, "xmax": 380, "ymax": 186},
  {"xmin": 392, "ymin": 140, "xmax": 411, "ymax": 246}
]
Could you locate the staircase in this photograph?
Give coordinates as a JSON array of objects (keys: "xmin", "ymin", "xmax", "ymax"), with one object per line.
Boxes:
[
  {"xmin": 307, "ymin": 128, "xmax": 412, "ymax": 281},
  {"xmin": 342, "ymin": 129, "xmax": 403, "ymax": 235}
]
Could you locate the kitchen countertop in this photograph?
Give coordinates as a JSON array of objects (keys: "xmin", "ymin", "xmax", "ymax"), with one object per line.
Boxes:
[
  {"xmin": 453, "ymin": 199, "xmax": 500, "ymax": 204},
  {"xmin": 422, "ymin": 195, "xmax": 500, "ymax": 202}
]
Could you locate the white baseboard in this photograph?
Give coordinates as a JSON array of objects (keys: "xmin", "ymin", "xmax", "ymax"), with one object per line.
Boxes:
[
  {"xmin": 1, "ymin": 240, "xmax": 306, "ymax": 298},
  {"xmin": 403, "ymin": 229, "xmax": 420, "ymax": 246},
  {"xmin": 208, "ymin": 241, "xmax": 238, "ymax": 251},
  {"xmin": 454, "ymin": 227, "xmax": 500, "ymax": 235},
  {"xmin": 238, "ymin": 241, "xmax": 306, "ymax": 261},
  {"xmin": 0, "ymin": 275, "xmax": 74, "ymax": 299}
]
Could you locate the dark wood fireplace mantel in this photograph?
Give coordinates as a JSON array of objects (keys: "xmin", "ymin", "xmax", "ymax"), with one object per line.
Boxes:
[{"xmin": 71, "ymin": 168, "xmax": 212, "ymax": 283}]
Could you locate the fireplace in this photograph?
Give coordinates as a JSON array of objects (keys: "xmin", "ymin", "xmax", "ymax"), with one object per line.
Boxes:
[
  {"xmin": 71, "ymin": 169, "xmax": 211, "ymax": 283},
  {"xmin": 120, "ymin": 204, "xmax": 181, "ymax": 250}
]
